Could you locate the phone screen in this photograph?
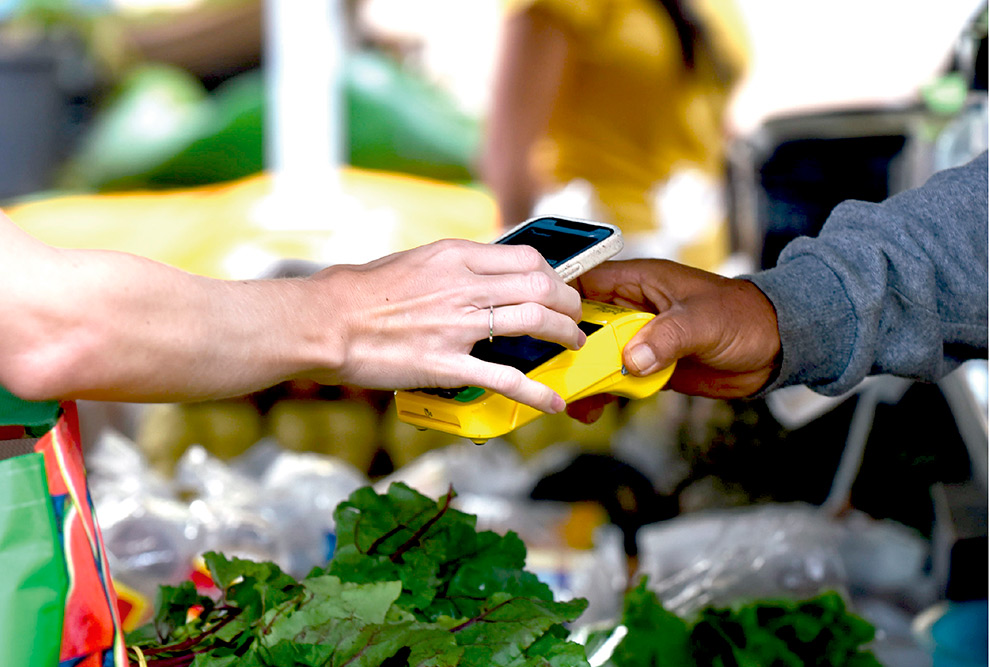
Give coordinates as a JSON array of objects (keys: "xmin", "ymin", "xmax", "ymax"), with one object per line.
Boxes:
[{"xmin": 496, "ymin": 217, "xmax": 612, "ymax": 268}]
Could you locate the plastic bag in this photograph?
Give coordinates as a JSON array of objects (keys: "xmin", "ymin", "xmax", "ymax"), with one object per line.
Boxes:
[{"xmin": 635, "ymin": 503, "xmax": 848, "ymax": 617}]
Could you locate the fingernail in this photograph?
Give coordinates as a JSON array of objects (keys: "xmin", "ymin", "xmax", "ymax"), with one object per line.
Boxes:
[
  {"xmin": 628, "ymin": 345, "xmax": 656, "ymax": 374},
  {"xmin": 550, "ymin": 395, "xmax": 566, "ymax": 414},
  {"xmin": 577, "ymin": 331, "xmax": 587, "ymax": 348}
]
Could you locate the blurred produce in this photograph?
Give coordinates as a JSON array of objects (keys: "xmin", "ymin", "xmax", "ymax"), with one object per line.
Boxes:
[
  {"xmin": 345, "ymin": 48, "xmax": 479, "ymax": 182},
  {"xmin": 58, "ymin": 62, "xmax": 210, "ymax": 190},
  {"xmin": 136, "ymin": 399, "xmax": 263, "ymax": 473},
  {"xmin": 379, "ymin": 438, "xmax": 539, "ymax": 501},
  {"xmin": 531, "ymin": 451, "xmax": 681, "ymax": 559},
  {"xmin": 58, "ymin": 49, "xmax": 480, "ymax": 191},
  {"xmin": 267, "ymin": 398, "xmax": 379, "ymax": 472},
  {"xmin": 577, "ymin": 581, "xmax": 881, "ymax": 667}
]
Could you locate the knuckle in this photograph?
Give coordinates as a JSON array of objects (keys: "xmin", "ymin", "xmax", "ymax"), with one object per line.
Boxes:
[
  {"xmin": 432, "ymin": 238, "xmax": 467, "ymax": 259},
  {"xmin": 565, "ymin": 284, "xmax": 583, "ymax": 309},
  {"xmin": 525, "ymin": 271, "xmax": 556, "ymax": 299},
  {"xmin": 433, "ymin": 238, "xmax": 458, "ymax": 255},
  {"xmin": 516, "ymin": 302, "xmax": 548, "ymax": 331},
  {"xmin": 514, "ymin": 245, "xmax": 546, "ymax": 270},
  {"xmin": 490, "ymin": 364, "xmax": 524, "ymax": 394},
  {"xmin": 651, "ymin": 318, "xmax": 687, "ymax": 353}
]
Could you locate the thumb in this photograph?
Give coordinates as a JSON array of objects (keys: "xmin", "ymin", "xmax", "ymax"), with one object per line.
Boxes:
[{"xmin": 622, "ymin": 311, "xmax": 692, "ymax": 376}]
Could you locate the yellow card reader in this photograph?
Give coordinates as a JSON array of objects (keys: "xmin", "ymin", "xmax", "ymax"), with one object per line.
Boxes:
[{"xmin": 394, "ymin": 300, "xmax": 675, "ymax": 443}]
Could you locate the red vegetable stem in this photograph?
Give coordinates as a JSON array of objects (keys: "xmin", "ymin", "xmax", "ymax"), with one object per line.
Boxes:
[
  {"xmin": 135, "ymin": 607, "xmax": 242, "ymax": 656},
  {"xmin": 391, "ymin": 486, "xmax": 455, "ymax": 563}
]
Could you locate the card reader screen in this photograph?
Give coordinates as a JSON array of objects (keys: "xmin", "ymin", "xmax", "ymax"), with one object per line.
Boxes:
[{"xmin": 470, "ymin": 322, "xmax": 603, "ymax": 374}]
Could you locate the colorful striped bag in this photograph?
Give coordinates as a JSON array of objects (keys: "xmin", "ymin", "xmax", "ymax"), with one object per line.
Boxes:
[{"xmin": 0, "ymin": 390, "xmax": 129, "ymax": 667}]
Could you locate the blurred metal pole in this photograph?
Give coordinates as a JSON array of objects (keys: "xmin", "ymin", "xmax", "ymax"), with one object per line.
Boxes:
[{"xmin": 262, "ymin": 0, "xmax": 346, "ymax": 229}]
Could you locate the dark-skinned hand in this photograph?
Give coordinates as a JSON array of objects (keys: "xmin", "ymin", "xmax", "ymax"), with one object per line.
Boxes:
[{"xmin": 566, "ymin": 259, "xmax": 781, "ymax": 423}]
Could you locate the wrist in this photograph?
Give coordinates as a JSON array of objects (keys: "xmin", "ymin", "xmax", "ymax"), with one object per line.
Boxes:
[
  {"xmin": 736, "ymin": 277, "xmax": 783, "ymax": 389},
  {"xmin": 278, "ymin": 269, "xmax": 351, "ymax": 384},
  {"xmin": 743, "ymin": 254, "xmax": 855, "ymax": 393}
]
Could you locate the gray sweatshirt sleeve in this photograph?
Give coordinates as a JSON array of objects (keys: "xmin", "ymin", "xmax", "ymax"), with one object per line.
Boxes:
[{"xmin": 745, "ymin": 151, "xmax": 988, "ymax": 396}]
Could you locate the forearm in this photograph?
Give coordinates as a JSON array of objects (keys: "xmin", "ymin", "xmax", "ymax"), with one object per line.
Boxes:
[
  {"xmin": 481, "ymin": 151, "xmax": 540, "ymax": 229},
  {"xmin": 747, "ymin": 152, "xmax": 989, "ymax": 395},
  {"xmin": 2, "ymin": 217, "xmax": 586, "ymax": 413},
  {"xmin": 1, "ymin": 246, "xmax": 340, "ymax": 402},
  {"xmin": 480, "ymin": 74, "xmax": 543, "ymax": 228},
  {"xmin": 482, "ymin": 8, "xmax": 571, "ymax": 229}
]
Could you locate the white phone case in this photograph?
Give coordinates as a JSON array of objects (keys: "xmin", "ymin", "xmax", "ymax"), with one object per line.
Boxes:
[{"xmin": 493, "ymin": 216, "xmax": 623, "ymax": 281}]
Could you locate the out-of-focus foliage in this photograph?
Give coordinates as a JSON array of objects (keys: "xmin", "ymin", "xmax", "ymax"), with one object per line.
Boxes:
[{"xmin": 60, "ymin": 49, "xmax": 481, "ymax": 191}]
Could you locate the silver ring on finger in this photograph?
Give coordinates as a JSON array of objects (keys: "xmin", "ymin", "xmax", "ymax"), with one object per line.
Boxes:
[{"xmin": 488, "ymin": 305, "xmax": 495, "ymax": 343}]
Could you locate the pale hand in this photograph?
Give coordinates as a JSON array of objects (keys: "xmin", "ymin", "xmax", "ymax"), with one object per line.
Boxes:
[{"xmin": 307, "ymin": 239, "xmax": 585, "ymax": 414}]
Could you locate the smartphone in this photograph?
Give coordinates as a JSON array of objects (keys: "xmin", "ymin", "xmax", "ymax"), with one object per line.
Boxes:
[{"xmin": 492, "ymin": 216, "xmax": 622, "ymax": 281}]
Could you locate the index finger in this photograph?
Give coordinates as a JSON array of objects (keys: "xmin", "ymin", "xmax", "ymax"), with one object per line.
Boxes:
[
  {"xmin": 461, "ymin": 241, "xmax": 555, "ymax": 276},
  {"xmin": 456, "ymin": 356, "xmax": 566, "ymax": 414},
  {"xmin": 574, "ymin": 261, "xmax": 644, "ymax": 302}
]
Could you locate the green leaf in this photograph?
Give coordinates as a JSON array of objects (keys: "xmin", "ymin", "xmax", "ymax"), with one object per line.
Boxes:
[
  {"xmin": 191, "ymin": 653, "xmax": 262, "ymax": 667},
  {"xmin": 203, "ymin": 551, "xmax": 303, "ymax": 620},
  {"xmin": 446, "ymin": 593, "xmax": 588, "ymax": 666},
  {"xmin": 305, "ymin": 576, "xmax": 403, "ymax": 625},
  {"xmin": 150, "ymin": 580, "xmax": 215, "ymax": 637},
  {"xmin": 610, "ymin": 578, "xmax": 693, "ymax": 667},
  {"xmin": 522, "ymin": 631, "xmax": 593, "ymax": 667},
  {"xmin": 263, "ymin": 618, "xmax": 461, "ymax": 667},
  {"xmin": 328, "ymin": 483, "xmax": 558, "ymax": 622},
  {"xmin": 260, "ymin": 640, "xmax": 335, "ymax": 666},
  {"xmin": 204, "ymin": 551, "xmax": 297, "ymax": 596},
  {"xmin": 262, "ymin": 577, "xmax": 402, "ymax": 646}
]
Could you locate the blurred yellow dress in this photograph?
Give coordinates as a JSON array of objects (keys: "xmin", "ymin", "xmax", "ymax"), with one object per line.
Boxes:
[{"xmin": 503, "ymin": 0, "xmax": 749, "ymax": 237}]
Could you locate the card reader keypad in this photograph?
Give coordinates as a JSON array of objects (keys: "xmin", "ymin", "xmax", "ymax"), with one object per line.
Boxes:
[{"xmin": 414, "ymin": 386, "xmax": 486, "ymax": 402}]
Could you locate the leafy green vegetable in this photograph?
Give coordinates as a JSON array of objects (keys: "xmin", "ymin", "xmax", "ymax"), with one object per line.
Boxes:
[
  {"xmin": 608, "ymin": 578, "xmax": 693, "ymax": 667},
  {"xmin": 605, "ymin": 579, "xmax": 882, "ymax": 667},
  {"xmin": 323, "ymin": 483, "xmax": 564, "ymax": 623},
  {"xmin": 126, "ymin": 482, "xmax": 883, "ymax": 667},
  {"xmin": 126, "ymin": 483, "xmax": 590, "ymax": 667}
]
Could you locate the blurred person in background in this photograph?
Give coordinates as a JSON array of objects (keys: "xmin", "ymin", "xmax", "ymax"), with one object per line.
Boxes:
[{"xmin": 480, "ymin": 0, "xmax": 749, "ymax": 256}]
